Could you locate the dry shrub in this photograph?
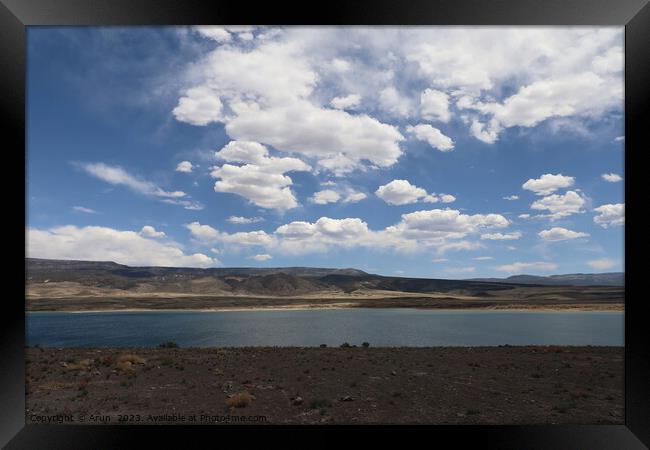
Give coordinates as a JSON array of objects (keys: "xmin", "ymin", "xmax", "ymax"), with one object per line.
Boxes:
[
  {"xmin": 39, "ymin": 381, "xmax": 75, "ymax": 391},
  {"xmin": 64, "ymin": 359, "xmax": 92, "ymax": 372},
  {"xmin": 115, "ymin": 361, "xmax": 136, "ymax": 375},
  {"xmin": 117, "ymin": 354, "xmax": 146, "ymax": 365},
  {"xmin": 226, "ymin": 392, "xmax": 255, "ymax": 408}
]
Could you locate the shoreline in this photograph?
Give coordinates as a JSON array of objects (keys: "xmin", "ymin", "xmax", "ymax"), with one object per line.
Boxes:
[{"xmin": 27, "ymin": 305, "xmax": 624, "ymax": 314}]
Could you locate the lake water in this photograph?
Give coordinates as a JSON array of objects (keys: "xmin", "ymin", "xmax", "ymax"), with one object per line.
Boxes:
[{"xmin": 26, "ymin": 309, "xmax": 624, "ymax": 347}]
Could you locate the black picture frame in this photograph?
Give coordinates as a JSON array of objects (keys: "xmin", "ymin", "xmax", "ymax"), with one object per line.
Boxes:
[{"xmin": 3, "ymin": 0, "xmax": 648, "ymax": 447}]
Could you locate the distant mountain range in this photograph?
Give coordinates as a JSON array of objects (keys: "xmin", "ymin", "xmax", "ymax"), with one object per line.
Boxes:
[
  {"xmin": 26, "ymin": 258, "xmax": 623, "ymax": 300},
  {"xmin": 466, "ymin": 273, "xmax": 624, "ymax": 287}
]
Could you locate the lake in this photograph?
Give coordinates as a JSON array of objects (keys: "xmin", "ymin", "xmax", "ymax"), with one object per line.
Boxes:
[{"xmin": 26, "ymin": 309, "xmax": 624, "ymax": 347}]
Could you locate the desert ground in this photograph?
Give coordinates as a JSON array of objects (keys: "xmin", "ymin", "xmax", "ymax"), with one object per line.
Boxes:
[
  {"xmin": 25, "ymin": 286, "xmax": 623, "ymax": 312},
  {"xmin": 26, "ymin": 346, "xmax": 623, "ymax": 425}
]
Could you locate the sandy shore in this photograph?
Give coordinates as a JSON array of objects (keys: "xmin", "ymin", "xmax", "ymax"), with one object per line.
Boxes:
[
  {"xmin": 47, "ymin": 305, "xmax": 624, "ymax": 314},
  {"xmin": 26, "ymin": 346, "xmax": 623, "ymax": 425}
]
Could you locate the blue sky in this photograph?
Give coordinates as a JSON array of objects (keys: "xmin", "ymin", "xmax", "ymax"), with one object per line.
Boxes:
[{"xmin": 26, "ymin": 26, "xmax": 625, "ymax": 278}]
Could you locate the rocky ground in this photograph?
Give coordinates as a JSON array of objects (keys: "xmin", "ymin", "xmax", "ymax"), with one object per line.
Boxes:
[{"xmin": 25, "ymin": 346, "xmax": 623, "ymax": 425}]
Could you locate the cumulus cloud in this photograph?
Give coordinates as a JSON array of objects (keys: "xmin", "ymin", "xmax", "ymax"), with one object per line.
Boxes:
[
  {"xmin": 496, "ymin": 261, "xmax": 558, "ymax": 273},
  {"xmin": 601, "ymin": 173, "xmax": 622, "ymax": 182},
  {"xmin": 587, "ymin": 258, "xmax": 616, "ymax": 270},
  {"xmin": 522, "ymin": 173, "xmax": 575, "ymax": 196},
  {"xmin": 173, "ymin": 35, "xmax": 405, "ymax": 174},
  {"xmin": 375, "ymin": 179, "xmax": 454, "ymax": 205},
  {"xmin": 176, "ymin": 27, "xmax": 622, "ymax": 169},
  {"xmin": 186, "ymin": 221, "xmax": 275, "ymax": 248},
  {"xmin": 480, "ymin": 232, "xmax": 522, "ymax": 240},
  {"xmin": 538, "ymin": 227, "xmax": 589, "ymax": 241},
  {"xmin": 227, "ymin": 216, "xmax": 264, "ymax": 225},
  {"xmin": 420, "ymin": 88, "xmax": 451, "ymax": 122},
  {"xmin": 139, "ymin": 225, "xmax": 166, "ymax": 238},
  {"xmin": 593, "ymin": 203, "xmax": 624, "ymax": 228},
  {"xmin": 184, "ymin": 208, "xmax": 509, "ymax": 256},
  {"xmin": 407, "ymin": 124, "xmax": 454, "ymax": 151},
  {"xmin": 27, "ymin": 225, "xmax": 217, "ymax": 267},
  {"xmin": 379, "ymin": 87, "xmax": 412, "ymax": 117},
  {"xmin": 176, "ymin": 161, "xmax": 193, "ymax": 173},
  {"xmin": 311, "ymin": 189, "xmax": 341, "ymax": 205},
  {"xmin": 330, "ymin": 94, "xmax": 361, "ymax": 110},
  {"xmin": 211, "ymin": 141, "xmax": 310, "ymax": 210},
  {"xmin": 503, "ymin": 195, "xmax": 519, "ymax": 201},
  {"xmin": 78, "ymin": 162, "xmax": 203, "ymax": 210},
  {"xmin": 530, "ymin": 190, "xmax": 586, "ymax": 220}
]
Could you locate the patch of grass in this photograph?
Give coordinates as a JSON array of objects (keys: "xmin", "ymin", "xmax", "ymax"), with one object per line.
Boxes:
[
  {"xmin": 466, "ymin": 409, "xmax": 480, "ymax": 415},
  {"xmin": 530, "ymin": 373, "xmax": 543, "ymax": 379},
  {"xmin": 340, "ymin": 343, "xmax": 351, "ymax": 348},
  {"xmin": 226, "ymin": 392, "xmax": 255, "ymax": 408},
  {"xmin": 158, "ymin": 341, "xmax": 179, "ymax": 348}
]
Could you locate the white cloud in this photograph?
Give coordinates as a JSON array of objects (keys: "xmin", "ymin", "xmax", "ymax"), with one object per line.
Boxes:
[
  {"xmin": 194, "ymin": 26, "xmax": 232, "ymax": 43},
  {"xmin": 343, "ymin": 190, "xmax": 367, "ymax": 203},
  {"xmin": 522, "ymin": 173, "xmax": 575, "ymax": 196},
  {"xmin": 376, "ymin": 179, "xmax": 454, "ymax": 205},
  {"xmin": 139, "ymin": 225, "xmax": 166, "ymax": 238},
  {"xmin": 173, "ymin": 85, "xmax": 224, "ymax": 126},
  {"xmin": 72, "ymin": 206, "xmax": 97, "ymax": 214},
  {"xmin": 407, "ymin": 124, "xmax": 454, "ymax": 151},
  {"xmin": 227, "ymin": 216, "xmax": 264, "ymax": 225},
  {"xmin": 496, "ymin": 261, "xmax": 558, "ymax": 273},
  {"xmin": 176, "ymin": 161, "xmax": 194, "ymax": 173},
  {"xmin": 379, "ymin": 87, "xmax": 412, "ymax": 117},
  {"xmin": 173, "ymin": 36, "xmax": 405, "ymax": 174},
  {"xmin": 530, "ymin": 190, "xmax": 586, "ymax": 220},
  {"xmin": 330, "ymin": 94, "xmax": 361, "ymax": 110},
  {"xmin": 469, "ymin": 118, "xmax": 501, "ymax": 144},
  {"xmin": 614, "ymin": 136, "xmax": 625, "ymax": 142},
  {"xmin": 587, "ymin": 258, "xmax": 616, "ymax": 270},
  {"xmin": 518, "ymin": 214, "xmax": 531, "ymax": 219},
  {"xmin": 480, "ymin": 231, "xmax": 522, "ymax": 240},
  {"xmin": 473, "ymin": 256, "xmax": 494, "ymax": 260},
  {"xmin": 78, "ymin": 162, "xmax": 203, "ymax": 210},
  {"xmin": 183, "ymin": 207, "xmax": 509, "ymax": 257},
  {"xmin": 460, "ymin": 72, "xmax": 622, "ymax": 138},
  {"xmin": 185, "ymin": 221, "xmax": 220, "ymax": 241},
  {"xmin": 503, "ymin": 195, "xmax": 519, "ymax": 201},
  {"xmin": 211, "ymin": 141, "xmax": 310, "ymax": 210},
  {"xmin": 249, "ymin": 254, "xmax": 272, "ymax": 261},
  {"xmin": 79, "ymin": 162, "xmax": 185, "ymax": 199},
  {"xmin": 601, "ymin": 173, "xmax": 622, "ymax": 182},
  {"xmin": 186, "ymin": 221, "xmax": 275, "ymax": 248},
  {"xmin": 177, "ymin": 27, "xmax": 622, "ymax": 166},
  {"xmin": 27, "ymin": 225, "xmax": 217, "ymax": 267},
  {"xmin": 538, "ymin": 227, "xmax": 589, "ymax": 241},
  {"xmin": 376, "ymin": 179, "xmax": 427, "ymax": 205},
  {"xmin": 311, "ymin": 189, "xmax": 341, "ymax": 205},
  {"xmin": 420, "ymin": 88, "xmax": 451, "ymax": 122},
  {"xmin": 593, "ymin": 203, "xmax": 624, "ymax": 228}
]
